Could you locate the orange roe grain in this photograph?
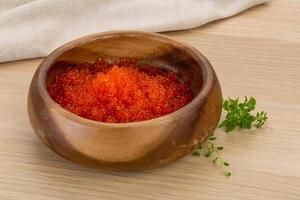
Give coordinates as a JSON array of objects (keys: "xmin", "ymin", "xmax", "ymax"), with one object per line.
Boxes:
[{"xmin": 47, "ymin": 58, "xmax": 193, "ymax": 123}]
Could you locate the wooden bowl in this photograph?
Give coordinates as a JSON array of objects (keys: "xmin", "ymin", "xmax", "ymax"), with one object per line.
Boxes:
[{"xmin": 27, "ymin": 31, "xmax": 222, "ymax": 170}]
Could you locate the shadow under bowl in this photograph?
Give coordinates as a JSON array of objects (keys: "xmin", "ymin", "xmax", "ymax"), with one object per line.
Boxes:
[{"xmin": 27, "ymin": 31, "xmax": 222, "ymax": 170}]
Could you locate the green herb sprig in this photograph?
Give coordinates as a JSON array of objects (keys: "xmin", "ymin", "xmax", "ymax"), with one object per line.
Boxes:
[
  {"xmin": 218, "ymin": 97, "xmax": 268, "ymax": 132},
  {"xmin": 193, "ymin": 136, "xmax": 231, "ymax": 176},
  {"xmin": 193, "ymin": 96, "xmax": 267, "ymax": 177}
]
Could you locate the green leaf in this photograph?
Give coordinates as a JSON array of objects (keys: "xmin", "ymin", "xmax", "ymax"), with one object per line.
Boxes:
[
  {"xmin": 254, "ymin": 111, "xmax": 268, "ymax": 128},
  {"xmin": 240, "ymin": 115, "xmax": 255, "ymax": 129},
  {"xmin": 192, "ymin": 150, "xmax": 200, "ymax": 157},
  {"xmin": 223, "ymin": 161, "xmax": 230, "ymax": 166},
  {"xmin": 225, "ymin": 171, "xmax": 232, "ymax": 177},
  {"xmin": 208, "ymin": 136, "xmax": 217, "ymax": 141},
  {"xmin": 192, "ymin": 145, "xmax": 201, "ymax": 157},
  {"xmin": 205, "ymin": 151, "xmax": 212, "ymax": 158},
  {"xmin": 223, "ymin": 100, "xmax": 229, "ymax": 111},
  {"xmin": 225, "ymin": 123, "xmax": 236, "ymax": 132},
  {"xmin": 247, "ymin": 97, "xmax": 256, "ymax": 111},
  {"xmin": 217, "ymin": 146, "xmax": 224, "ymax": 150}
]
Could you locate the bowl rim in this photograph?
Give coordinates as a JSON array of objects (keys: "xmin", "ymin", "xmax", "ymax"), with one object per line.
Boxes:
[{"xmin": 35, "ymin": 31, "xmax": 214, "ymax": 127}]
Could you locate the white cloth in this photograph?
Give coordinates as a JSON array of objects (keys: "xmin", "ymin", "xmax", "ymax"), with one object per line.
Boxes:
[{"xmin": 0, "ymin": 0, "xmax": 269, "ymax": 63}]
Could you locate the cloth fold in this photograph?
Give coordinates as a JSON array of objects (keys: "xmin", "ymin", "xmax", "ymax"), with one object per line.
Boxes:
[{"xmin": 0, "ymin": 0, "xmax": 269, "ymax": 63}]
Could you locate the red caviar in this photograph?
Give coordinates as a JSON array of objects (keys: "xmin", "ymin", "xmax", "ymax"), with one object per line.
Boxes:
[{"xmin": 47, "ymin": 58, "xmax": 193, "ymax": 123}]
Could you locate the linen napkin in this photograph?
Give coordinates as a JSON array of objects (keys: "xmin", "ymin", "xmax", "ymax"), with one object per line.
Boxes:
[{"xmin": 0, "ymin": 0, "xmax": 269, "ymax": 63}]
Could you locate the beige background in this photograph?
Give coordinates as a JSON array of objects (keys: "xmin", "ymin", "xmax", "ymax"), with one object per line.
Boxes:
[{"xmin": 0, "ymin": 0, "xmax": 299, "ymax": 199}]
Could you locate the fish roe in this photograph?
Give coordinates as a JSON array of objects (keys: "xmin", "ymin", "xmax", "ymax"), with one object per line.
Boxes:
[{"xmin": 47, "ymin": 58, "xmax": 193, "ymax": 123}]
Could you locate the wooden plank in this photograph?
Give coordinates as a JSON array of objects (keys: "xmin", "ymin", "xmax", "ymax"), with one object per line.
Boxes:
[{"xmin": 0, "ymin": 0, "xmax": 299, "ymax": 199}]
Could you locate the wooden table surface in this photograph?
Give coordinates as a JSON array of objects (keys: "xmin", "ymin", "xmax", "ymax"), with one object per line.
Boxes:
[{"xmin": 0, "ymin": 0, "xmax": 299, "ymax": 199}]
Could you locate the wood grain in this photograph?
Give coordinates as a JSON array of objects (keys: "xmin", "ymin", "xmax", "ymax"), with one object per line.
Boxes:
[{"xmin": 0, "ymin": 0, "xmax": 299, "ymax": 199}]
